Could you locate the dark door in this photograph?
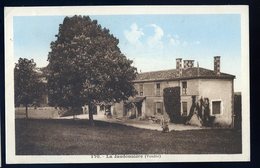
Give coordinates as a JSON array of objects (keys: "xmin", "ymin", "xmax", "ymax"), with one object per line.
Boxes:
[{"xmin": 135, "ymin": 102, "xmax": 142, "ymax": 117}]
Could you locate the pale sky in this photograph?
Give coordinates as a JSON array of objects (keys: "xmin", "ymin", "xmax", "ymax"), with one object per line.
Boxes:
[{"xmin": 13, "ymin": 14, "xmax": 241, "ymax": 91}]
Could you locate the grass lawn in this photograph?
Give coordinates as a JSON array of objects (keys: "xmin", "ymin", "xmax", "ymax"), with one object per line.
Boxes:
[{"xmin": 16, "ymin": 119, "xmax": 242, "ymax": 155}]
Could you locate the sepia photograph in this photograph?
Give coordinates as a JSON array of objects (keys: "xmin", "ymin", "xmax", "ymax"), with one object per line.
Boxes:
[{"xmin": 4, "ymin": 6, "xmax": 250, "ymax": 163}]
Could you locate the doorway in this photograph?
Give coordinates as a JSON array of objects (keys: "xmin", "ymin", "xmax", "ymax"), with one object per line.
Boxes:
[{"xmin": 135, "ymin": 102, "xmax": 142, "ymax": 117}]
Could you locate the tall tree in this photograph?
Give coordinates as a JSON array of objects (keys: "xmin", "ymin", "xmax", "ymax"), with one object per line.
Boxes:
[
  {"xmin": 47, "ymin": 15, "xmax": 137, "ymax": 125},
  {"xmin": 14, "ymin": 58, "xmax": 40, "ymax": 118}
]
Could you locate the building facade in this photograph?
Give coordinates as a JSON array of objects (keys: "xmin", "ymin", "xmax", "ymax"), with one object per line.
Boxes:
[{"xmin": 112, "ymin": 56, "xmax": 235, "ymax": 127}]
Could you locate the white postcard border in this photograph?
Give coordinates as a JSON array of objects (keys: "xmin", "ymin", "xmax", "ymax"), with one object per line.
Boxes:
[{"xmin": 4, "ymin": 5, "xmax": 250, "ymax": 164}]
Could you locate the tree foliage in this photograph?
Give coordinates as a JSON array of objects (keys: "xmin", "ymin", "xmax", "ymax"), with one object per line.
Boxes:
[
  {"xmin": 47, "ymin": 15, "xmax": 137, "ymax": 123},
  {"xmin": 14, "ymin": 58, "xmax": 41, "ymax": 118}
]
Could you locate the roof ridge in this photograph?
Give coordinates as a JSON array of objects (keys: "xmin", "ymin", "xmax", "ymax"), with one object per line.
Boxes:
[
  {"xmin": 135, "ymin": 66, "xmax": 235, "ymax": 81},
  {"xmin": 138, "ymin": 68, "xmax": 176, "ymax": 74}
]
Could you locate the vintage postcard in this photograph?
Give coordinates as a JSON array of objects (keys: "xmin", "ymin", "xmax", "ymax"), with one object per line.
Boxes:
[{"xmin": 4, "ymin": 6, "xmax": 250, "ymax": 163}]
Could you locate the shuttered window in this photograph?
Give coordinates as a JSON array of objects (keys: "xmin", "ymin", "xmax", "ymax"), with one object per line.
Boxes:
[
  {"xmin": 182, "ymin": 81, "xmax": 187, "ymax": 94},
  {"xmin": 139, "ymin": 84, "xmax": 143, "ymax": 96},
  {"xmin": 156, "ymin": 83, "xmax": 160, "ymax": 96},
  {"xmin": 182, "ymin": 102, "xmax": 188, "ymax": 116},
  {"xmin": 212, "ymin": 101, "xmax": 221, "ymax": 115},
  {"xmin": 155, "ymin": 102, "xmax": 163, "ymax": 114}
]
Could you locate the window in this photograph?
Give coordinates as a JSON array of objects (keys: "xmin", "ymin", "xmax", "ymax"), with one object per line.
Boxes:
[
  {"xmin": 156, "ymin": 83, "xmax": 160, "ymax": 96},
  {"xmin": 155, "ymin": 102, "xmax": 163, "ymax": 114},
  {"xmin": 182, "ymin": 102, "xmax": 188, "ymax": 116},
  {"xmin": 212, "ymin": 101, "xmax": 221, "ymax": 115},
  {"xmin": 139, "ymin": 84, "xmax": 143, "ymax": 96},
  {"xmin": 182, "ymin": 81, "xmax": 187, "ymax": 94}
]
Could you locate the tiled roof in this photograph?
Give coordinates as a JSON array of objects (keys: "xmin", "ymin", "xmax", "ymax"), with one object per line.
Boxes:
[{"xmin": 134, "ymin": 67, "xmax": 235, "ymax": 82}]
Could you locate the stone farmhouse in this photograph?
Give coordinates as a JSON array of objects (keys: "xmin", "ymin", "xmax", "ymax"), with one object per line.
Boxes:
[{"xmin": 110, "ymin": 56, "xmax": 235, "ymax": 127}]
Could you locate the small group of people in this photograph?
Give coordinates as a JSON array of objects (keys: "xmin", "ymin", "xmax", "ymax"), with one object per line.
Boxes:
[{"xmin": 186, "ymin": 97, "xmax": 211, "ymax": 127}]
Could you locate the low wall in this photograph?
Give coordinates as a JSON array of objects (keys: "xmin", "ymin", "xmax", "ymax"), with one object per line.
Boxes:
[{"xmin": 15, "ymin": 107, "xmax": 61, "ymax": 119}]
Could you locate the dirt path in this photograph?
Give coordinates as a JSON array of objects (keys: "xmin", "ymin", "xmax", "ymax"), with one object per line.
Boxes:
[
  {"xmin": 58, "ymin": 114, "xmax": 206, "ymax": 131},
  {"xmin": 16, "ymin": 108, "xmax": 207, "ymax": 131}
]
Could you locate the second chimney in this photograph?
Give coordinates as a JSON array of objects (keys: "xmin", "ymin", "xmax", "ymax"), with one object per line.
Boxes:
[
  {"xmin": 214, "ymin": 56, "xmax": 221, "ymax": 75},
  {"xmin": 176, "ymin": 58, "xmax": 182, "ymax": 77},
  {"xmin": 183, "ymin": 60, "xmax": 195, "ymax": 69}
]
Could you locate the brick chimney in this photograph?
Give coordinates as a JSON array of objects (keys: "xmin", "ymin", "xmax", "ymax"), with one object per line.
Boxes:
[
  {"xmin": 183, "ymin": 60, "xmax": 194, "ymax": 69},
  {"xmin": 176, "ymin": 58, "xmax": 182, "ymax": 77},
  {"xmin": 214, "ymin": 56, "xmax": 221, "ymax": 75}
]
